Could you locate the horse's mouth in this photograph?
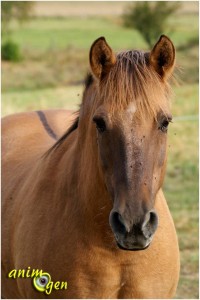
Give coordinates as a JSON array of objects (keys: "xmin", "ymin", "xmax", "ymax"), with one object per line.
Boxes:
[{"xmin": 116, "ymin": 241, "xmax": 150, "ymax": 251}]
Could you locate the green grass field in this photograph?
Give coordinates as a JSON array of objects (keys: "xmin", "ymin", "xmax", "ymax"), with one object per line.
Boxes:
[
  {"xmin": 165, "ymin": 84, "xmax": 198, "ymax": 299},
  {"xmin": 2, "ymin": 3, "xmax": 198, "ymax": 299}
]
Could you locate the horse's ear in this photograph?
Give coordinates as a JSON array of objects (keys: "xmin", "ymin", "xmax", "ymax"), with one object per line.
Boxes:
[
  {"xmin": 149, "ymin": 35, "xmax": 175, "ymax": 80},
  {"xmin": 90, "ymin": 37, "xmax": 116, "ymax": 80}
]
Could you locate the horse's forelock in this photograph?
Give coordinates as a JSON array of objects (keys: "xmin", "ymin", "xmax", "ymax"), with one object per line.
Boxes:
[{"xmin": 97, "ymin": 50, "xmax": 172, "ymax": 120}]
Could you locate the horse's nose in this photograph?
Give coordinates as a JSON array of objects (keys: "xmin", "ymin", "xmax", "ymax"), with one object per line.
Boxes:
[{"xmin": 109, "ymin": 209, "xmax": 158, "ymax": 250}]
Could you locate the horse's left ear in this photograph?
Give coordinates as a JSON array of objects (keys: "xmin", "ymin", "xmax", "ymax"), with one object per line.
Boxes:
[
  {"xmin": 149, "ymin": 35, "xmax": 175, "ymax": 80},
  {"xmin": 90, "ymin": 37, "xmax": 116, "ymax": 80}
]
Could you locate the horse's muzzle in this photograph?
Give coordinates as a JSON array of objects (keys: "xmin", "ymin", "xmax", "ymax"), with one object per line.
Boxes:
[{"xmin": 109, "ymin": 209, "xmax": 158, "ymax": 251}]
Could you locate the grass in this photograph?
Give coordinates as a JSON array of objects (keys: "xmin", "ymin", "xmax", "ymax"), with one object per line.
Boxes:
[
  {"xmin": 1, "ymin": 5, "xmax": 199, "ymax": 299},
  {"xmin": 2, "ymin": 12, "xmax": 198, "ymax": 92},
  {"xmin": 164, "ymin": 84, "xmax": 198, "ymax": 298},
  {"xmin": 5, "ymin": 12, "xmax": 198, "ymax": 53},
  {"xmin": 2, "ymin": 86, "xmax": 82, "ymax": 116},
  {"xmin": 7, "ymin": 16, "xmax": 146, "ymax": 52}
]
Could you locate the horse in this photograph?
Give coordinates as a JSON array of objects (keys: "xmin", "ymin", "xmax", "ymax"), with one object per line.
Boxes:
[{"xmin": 2, "ymin": 35, "xmax": 180, "ymax": 299}]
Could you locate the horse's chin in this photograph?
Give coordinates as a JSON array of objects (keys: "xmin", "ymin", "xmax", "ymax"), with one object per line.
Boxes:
[{"xmin": 116, "ymin": 242, "xmax": 150, "ymax": 251}]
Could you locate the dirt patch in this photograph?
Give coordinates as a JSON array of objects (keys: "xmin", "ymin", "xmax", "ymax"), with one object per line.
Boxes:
[
  {"xmin": 32, "ymin": 2, "xmax": 198, "ymax": 17},
  {"xmin": 32, "ymin": 1, "xmax": 126, "ymax": 17}
]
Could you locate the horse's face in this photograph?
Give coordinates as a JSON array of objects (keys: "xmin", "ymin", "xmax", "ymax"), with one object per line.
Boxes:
[
  {"xmin": 90, "ymin": 36, "xmax": 175, "ymax": 251},
  {"xmin": 93, "ymin": 104, "xmax": 171, "ymax": 250}
]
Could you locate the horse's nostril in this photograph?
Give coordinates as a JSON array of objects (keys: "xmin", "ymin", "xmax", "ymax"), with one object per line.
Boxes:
[
  {"xmin": 142, "ymin": 210, "xmax": 158, "ymax": 239},
  {"xmin": 149, "ymin": 211, "xmax": 158, "ymax": 227},
  {"xmin": 109, "ymin": 211, "xmax": 127, "ymax": 235}
]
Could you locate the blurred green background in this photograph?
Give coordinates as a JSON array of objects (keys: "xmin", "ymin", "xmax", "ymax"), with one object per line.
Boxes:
[{"xmin": 1, "ymin": 1, "xmax": 198, "ymax": 298}]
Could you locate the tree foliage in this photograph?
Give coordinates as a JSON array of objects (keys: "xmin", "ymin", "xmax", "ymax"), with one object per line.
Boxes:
[
  {"xmin": 123, "ymin": 1, "xmax": 181, "ymax": 48},
  {"xmin": 2, "ymin": 1, "xmax": 34, "ymax": 34}
]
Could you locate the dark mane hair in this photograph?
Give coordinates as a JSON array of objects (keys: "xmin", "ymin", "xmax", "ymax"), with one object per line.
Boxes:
[
  {"xmin": 44, "ymin": 113, "xmax": 79, "ymax": 157},
  {"xmin": 85, "ymin": 73, "xmax": 94, "ymax": 89},
  {"xmin": 44, "ymin": 73, "xmax": 93, "ymax": 156}
]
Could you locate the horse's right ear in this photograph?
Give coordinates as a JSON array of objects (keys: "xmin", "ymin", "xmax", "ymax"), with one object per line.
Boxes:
[{"xmin": 89, "ymin": 37, "xmax": 116, "ymax": 80}]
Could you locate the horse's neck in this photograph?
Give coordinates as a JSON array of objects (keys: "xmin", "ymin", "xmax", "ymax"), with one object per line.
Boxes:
[{"xmin": 45, "ymin": 122, "xmax": 111, "ymax": 227}]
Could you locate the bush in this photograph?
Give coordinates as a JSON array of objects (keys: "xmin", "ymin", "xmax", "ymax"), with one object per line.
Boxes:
[
  {"xmin": 1, "ymin": 40, "xmax": 22, "ymax": 62},
  {"xmin": 123, "ymin": 2, "xmax": 181, "ymax": 48},
  {"xmin": 2, "ymin": 1, "xmax": 34, "ymax": 35}
]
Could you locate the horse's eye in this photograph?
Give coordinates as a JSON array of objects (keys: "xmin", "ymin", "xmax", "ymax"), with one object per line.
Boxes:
[
  {"xmin": 159, "ymin": 119, "xmax": 171, "ymax": 133},
  {"xmin": 93, "ymin": 117, "xmax": 106, "ymax": 133}
]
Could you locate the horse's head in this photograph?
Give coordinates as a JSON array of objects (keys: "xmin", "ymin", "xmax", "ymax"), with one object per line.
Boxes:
[{"xmin": 89, "ymin": 36, "xmax": 175, "ymax": 251}]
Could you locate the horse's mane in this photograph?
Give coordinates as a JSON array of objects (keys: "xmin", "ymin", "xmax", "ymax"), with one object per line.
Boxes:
[
  {"xmin": 46, "ymin": 50, "xmax": 172, "ymax": 155},
  {"xmin": 44, "ymin": 113, "xmax": 79, "ymax": 156}
]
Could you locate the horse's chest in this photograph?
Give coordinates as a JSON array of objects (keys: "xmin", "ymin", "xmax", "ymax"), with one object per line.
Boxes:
[
  {"xmin": 66, "ymin": 258, "xmax": 122, "ymax": 298},
  {"xmin": 67, "ymin": 257, "xmax": 152, "ymax": 298},
  {"xmin": 69, "ymin": 257, "xmax": 174, "ymax": 299}
]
